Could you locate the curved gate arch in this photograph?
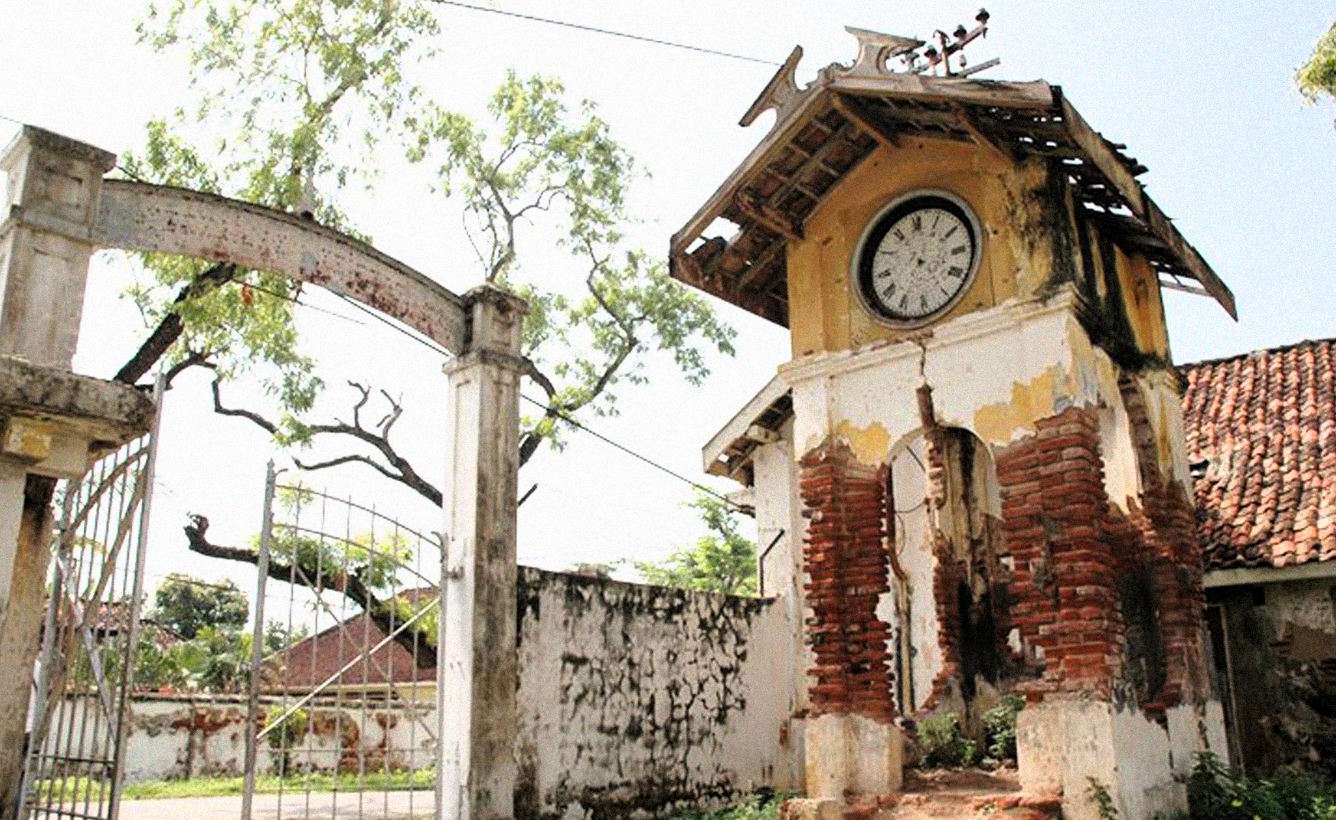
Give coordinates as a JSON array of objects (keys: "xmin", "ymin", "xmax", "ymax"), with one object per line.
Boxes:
[
  {"xmin": 93, "ymin": 179, "xmax": 468, "ymax": 354},
  {"xmin": 4, "ymin": 124, "xmax": 522, "ymax": 820}
]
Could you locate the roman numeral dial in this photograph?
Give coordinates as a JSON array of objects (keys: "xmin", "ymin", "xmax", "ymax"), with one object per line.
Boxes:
[{"xmin": 856, "ymin": 193, "xmax": 981, "ymax": 324}]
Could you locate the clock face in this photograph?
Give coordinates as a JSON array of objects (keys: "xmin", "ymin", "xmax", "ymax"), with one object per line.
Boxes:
[{"xmin": 855, "ymin": 193, "xmax": 981, "ymax": 324}]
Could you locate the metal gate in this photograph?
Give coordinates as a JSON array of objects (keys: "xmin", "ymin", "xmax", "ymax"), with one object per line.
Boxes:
[
  {"xmin": 20, "ymin": 416, "xmax": 161, "ymax": 820},
  {"xmin": 240, "ymin": 465, "xmax": 440, "ymax": 820}
]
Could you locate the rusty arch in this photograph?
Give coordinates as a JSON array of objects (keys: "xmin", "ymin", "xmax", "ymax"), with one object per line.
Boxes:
[{"xmin": 91, "ymin": 179, "xmax": 468, "ymax": 354}]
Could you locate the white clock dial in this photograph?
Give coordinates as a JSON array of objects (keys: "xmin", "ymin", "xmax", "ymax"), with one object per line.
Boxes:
[{"xmin": 856, "ymin": 193, "xmax": 980, "ymax": 324}]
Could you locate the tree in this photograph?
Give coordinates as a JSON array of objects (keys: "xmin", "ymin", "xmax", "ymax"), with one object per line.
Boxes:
[
  {"xmin": 1298, "ymin": 22, "xmax": 1336, "ymax": 103},
  {"xmin": 118, "ymin": 0, "xmax": 736, "ymax": 670},
  {"xmin": 120, "ymin": 0, "xmax": 735, "ymax": 506},
  {"xmin": 635, "ymin": 493, "xmax": 758, "ymax": 596},
  {"xmin": 153, "ymin": 573, "xmax": 248, "ymax": 640}
]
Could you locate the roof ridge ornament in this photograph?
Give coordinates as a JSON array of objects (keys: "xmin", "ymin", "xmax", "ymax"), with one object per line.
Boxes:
[
  {"xmin": 740, "ymin": 46, "xmax": 805, "ymax": 127},
  {"xmin": 841, "ymin": 27, "xmax": 925, "ymax": 77},
  {"xmin": 740, "ymin": 12, "xmax": 999, "ymax": 131}
]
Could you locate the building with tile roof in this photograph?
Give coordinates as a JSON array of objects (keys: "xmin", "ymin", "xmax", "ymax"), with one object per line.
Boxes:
[
  {"xmin": 1182, "ymin": 338, "xmax": 1336, "ymax": 775},
  {"xmin": 1184, "ymin": 339, "xmax": 1336, "ymax": 574}
]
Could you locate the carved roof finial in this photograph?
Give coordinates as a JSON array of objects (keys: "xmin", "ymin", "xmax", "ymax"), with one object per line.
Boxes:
[{"xmin": 740, "ymin": 46, "xmax": 805, "ymax": 127}]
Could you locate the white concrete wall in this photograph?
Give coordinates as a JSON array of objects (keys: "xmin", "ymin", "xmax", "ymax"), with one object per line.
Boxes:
[
  {"xmin": 1018, "ymin": 699, "xmax": 1227, "ymax": 820},
  {"xmin": 85, "ymin": 695, "xmax": 436, "ymax": 782},
  {"xmin": 515, "ymin": 567, "xmax": 801, "ymax": 820}
]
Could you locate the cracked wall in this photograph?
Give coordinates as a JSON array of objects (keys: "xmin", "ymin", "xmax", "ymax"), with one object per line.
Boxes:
[{"xmin": 515, "ymin": 567, "xmax": 798, "ymax": 820}]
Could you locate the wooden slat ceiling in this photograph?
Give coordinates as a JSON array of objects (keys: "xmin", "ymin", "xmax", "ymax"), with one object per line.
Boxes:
[{"xmin": 670, "ymin": 45, "xmax": 1236, "ymax": 327}]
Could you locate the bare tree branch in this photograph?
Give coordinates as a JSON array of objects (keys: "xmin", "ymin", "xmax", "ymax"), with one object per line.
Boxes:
[
  {"xmin": 209, "ymin": 378, "xmax": 444, "ymax": 506},
  {"xmin": 184, "ymin": 514, "xmax": 436, "ymax": 668},
  {"xmin": 161, "ymin": 349, "xmax": 213, "ymax": 390},
  {"xmin": 211, "ymin": 377, "xmax": 278, "ymax": 434}
]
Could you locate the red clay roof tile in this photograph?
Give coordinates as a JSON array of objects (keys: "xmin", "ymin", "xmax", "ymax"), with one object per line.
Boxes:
[{"xmin": 1183, "ymin": 338, "xmax": 1336, "ymax": 571}]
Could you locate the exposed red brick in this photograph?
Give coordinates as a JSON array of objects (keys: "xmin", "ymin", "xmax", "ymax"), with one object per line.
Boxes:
[{"xmin": 799, "ymin": 440, "xmax": 896, "ymax": 722}]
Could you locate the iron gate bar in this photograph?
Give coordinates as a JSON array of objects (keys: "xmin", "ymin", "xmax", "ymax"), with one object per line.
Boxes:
[
  {"xmin": 253, "ymin": 601, "xmax": 439, "ymax": 744},
  {"xmin": 106, "ymin": 375, "xmax": 163, "ymax": 820},
  {"xmin": 240, "ymin": 461, "xmax": 278, "ymax": 820},
  {"xmin": 20, "ymin": 406, "xmax": 159, "ymax": 820},
  {"xmin": 239, "ymin": 472, "xmax": 441, "ymax": 820}
]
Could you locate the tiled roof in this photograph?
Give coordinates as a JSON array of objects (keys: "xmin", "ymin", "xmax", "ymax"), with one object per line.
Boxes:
[{"xmin": 1183, "ymin": 339, "xmax": 1336, "ymax": 571}]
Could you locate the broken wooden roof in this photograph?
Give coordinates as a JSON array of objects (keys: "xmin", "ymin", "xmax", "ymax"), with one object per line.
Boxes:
[
  {"xmin": 669, "ymin": 29, "xmax": 1236, "ymax": 326},
  {"xmin": 1184, "ymin": 339, "xmax": 1336, "ymax": 572}
]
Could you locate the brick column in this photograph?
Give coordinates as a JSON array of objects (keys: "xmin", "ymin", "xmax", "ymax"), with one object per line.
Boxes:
[
  {"xmin": 799, "ymin": 441, "xmax": 895, "ymax": 722},
  {"xmin": 998, "ymin": 407, "xmax": 1122, "ymax": 699},
  {"xmin": 1119, "ymin": 379, "xmax": 1208, "ymax": 707},
  {"xmin": 797, "ymin": 441, "xmax": 901, "ymax": 803}
]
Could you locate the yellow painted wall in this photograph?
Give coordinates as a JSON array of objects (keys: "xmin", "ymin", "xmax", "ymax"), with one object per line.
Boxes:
[
  {"xmin": 1112, "ymin": 244, "xmax": 1171, "ymax": 359},
  {"xmin": 787, "ymin": 139, "xmax": 1057, "ymax": 358}
]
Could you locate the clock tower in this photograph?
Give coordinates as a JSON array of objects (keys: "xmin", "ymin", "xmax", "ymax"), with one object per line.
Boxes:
[{"xmin": 672, "ymin": 27, "xmax": 1233, "ymax": 820}]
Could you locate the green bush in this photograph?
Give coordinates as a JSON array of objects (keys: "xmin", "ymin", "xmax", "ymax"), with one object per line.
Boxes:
[
  {"xmin": 982, "ymin": 693, "xmax": 1026, "ymax": 761},
  {"xmin": 917, "ymin": 711, "xmax": 978, "ymax": 768},
  {"xmin": 1182, "ymin": 753, "xmax": 1336, "ymax": 820},
  {"xmin": 915, "ymin": 694, "xmax": 1024, "ymax": 769}
]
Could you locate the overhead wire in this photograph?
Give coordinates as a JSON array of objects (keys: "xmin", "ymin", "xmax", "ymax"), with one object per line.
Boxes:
[
  {"xmin": 518, "ymin": 392, "xmax": 740, "ymax": 509},
  {"xmin": 0, "ymin": 4, "xmax": 766, "ymax": 512},
  {"xmin": 428, "ymin": 0, "xmax": 780, "ymax": 67}
]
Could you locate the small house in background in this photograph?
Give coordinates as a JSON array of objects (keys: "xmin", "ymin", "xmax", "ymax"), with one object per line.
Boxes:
[
  {"xmin": 1184, "ymin": 339, "xmax": 1336, "ymax": 774},
  {"xmin": 268, "ymin": 588, "xmax": 437, "ymax": 701}
]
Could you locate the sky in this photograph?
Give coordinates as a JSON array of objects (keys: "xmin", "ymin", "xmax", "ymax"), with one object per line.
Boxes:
[{"xmin": 1, "ymin": 1, "xmax": 1333, "ymax": 603}]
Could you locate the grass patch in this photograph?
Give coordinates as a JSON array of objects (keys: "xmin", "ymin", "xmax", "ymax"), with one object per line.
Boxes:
[{"xmin": 36, "ymin": 769, "xmax": 434, "ymax": 801}]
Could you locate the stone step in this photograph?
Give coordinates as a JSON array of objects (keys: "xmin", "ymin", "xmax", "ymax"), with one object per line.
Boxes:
[{"xmin": 782, "ymin": 768, "xmax": 1063, "ymax": 820}]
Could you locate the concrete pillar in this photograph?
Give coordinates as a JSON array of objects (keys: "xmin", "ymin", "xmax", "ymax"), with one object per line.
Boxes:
[
  {"xmin": 0, "ymin": 128, "xmax": 152, "ymax": 820},
  {"xmin": 438, "ymin": 284, "xmax": 527, "ymax": 820},
  {"xmin": 0, "ymin": 473, "xmax": 55, "ymax": 820},
  {"xmin": 0, "ymin": 126, "xmax": 116, "ymax": 370}
]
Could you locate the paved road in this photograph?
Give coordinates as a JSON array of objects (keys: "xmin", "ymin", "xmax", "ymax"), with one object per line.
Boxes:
[{"xmin": 114, "ymin": 790, "xmax": 437, "ymax": 820}]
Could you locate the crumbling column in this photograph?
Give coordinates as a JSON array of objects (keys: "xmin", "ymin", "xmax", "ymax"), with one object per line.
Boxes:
[
  {"xmin": 438, "ymin": 284, "xmax": 527, "ymax": 820},
  {"xmin": 798, "ymin": 440, "xmax": 901, "ymax": 802}
]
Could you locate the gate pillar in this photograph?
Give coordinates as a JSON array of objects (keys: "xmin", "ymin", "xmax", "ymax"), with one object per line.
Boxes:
[
  {"xmin": 438, "ymin": 284, "xmax": 527, "ymax": 820},
  {"xmin": 0, "ymin": 128, "xmax": 154, "ymax": 820}
]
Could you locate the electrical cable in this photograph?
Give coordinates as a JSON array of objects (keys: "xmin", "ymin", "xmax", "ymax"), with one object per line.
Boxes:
[
  {"xmin": 518, "ymin": 392, "xmax": 739, "ymax": 509},
  {"xmin": 333, "ymin": 293, "xmax": 451, "ymax": 357},
  {"xmin": 429, "ymin": 0, "xmax": 780, "ymax": 66}
]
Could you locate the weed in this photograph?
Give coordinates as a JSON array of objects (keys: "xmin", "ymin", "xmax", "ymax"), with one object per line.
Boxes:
[
  {"xmin": 982, "ymin": 693, "xmax": 1025, "ymax": 762},
  {"xmin": 1183, "ymin": 753, "xmax": 1336, "ymax": 820},
  {"xmin": 1086, "ymin": 777, "xmax": 1117, "ymax": 820},
  {"xmin": 673, "ymin": 791, "xmax": 785, "ymax": 820}
]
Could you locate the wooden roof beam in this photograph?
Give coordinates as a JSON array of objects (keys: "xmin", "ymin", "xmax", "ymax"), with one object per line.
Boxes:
[
  {"xmin": 830, "ymin": 94, "xmax": 900, "ymax": 151},
  {"xmin": 763, "ymin": 120, "xmax": 864, "ymax": 214}
]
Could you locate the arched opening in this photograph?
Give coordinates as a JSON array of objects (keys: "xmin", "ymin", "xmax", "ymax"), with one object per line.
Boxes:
[{"xmin": 883, "ymin": 426, "xmax": 1008, "ymax": 723}]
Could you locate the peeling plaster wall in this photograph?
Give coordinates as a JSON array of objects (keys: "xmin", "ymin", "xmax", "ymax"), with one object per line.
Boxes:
[
  {"xmin": 750, "ymin": 423, "xmax": 811, "ymax": 720},
  {"xmin": 782, "ymin": 290, "xmax": 1119, "ymax": 461},
  {"xmin": 69, "ymin": 695, "xmax": 435, "ymax": 783},
  {"xmin": 515, "ymin": 567, "xmax": 799, "ymax": 820}
]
